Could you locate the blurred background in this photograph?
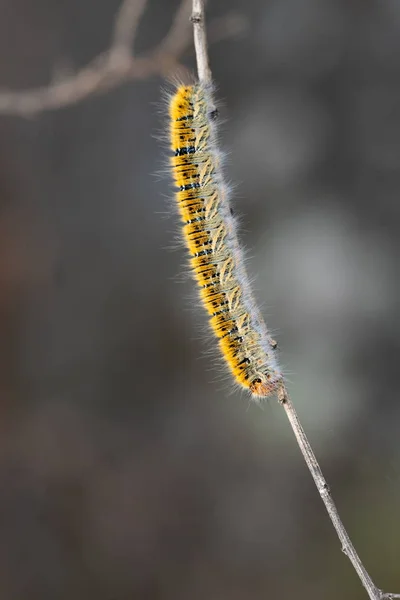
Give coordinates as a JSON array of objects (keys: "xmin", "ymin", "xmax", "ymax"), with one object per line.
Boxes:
[{"xmin": 0, "ymin": 0, "xmax": 399, "ymax": 598}]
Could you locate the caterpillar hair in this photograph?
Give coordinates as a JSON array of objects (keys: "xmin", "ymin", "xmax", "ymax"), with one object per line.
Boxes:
[{"xmin": 169, "ymin": 82, "xmax": 283, "ymax": 398}]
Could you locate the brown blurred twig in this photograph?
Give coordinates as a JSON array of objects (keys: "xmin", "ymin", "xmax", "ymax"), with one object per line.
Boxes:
[
  {"xmin": 0, "ymin": 0, "xmax": 247, "ymax": 117},
  {"xmin": 191, "ymin": 1, "xmax": 400, "ymax": 599}
]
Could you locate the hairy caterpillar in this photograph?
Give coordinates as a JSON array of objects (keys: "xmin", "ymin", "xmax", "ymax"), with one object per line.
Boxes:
[{"xmin": 169, "ymin": 83, "xmax": 282, "ymax": 398}]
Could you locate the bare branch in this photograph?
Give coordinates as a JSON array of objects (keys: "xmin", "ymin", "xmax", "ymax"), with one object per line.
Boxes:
[
  {"xmin": 277, "ymin": 385, "xmax": 400, "ymax": 600},
  {"xmin": 156, "ymin": 0, "xmax": 193, "ymax": 57},
  {"xmin": 277, "ymin": 385, "xmax": 385, "ymax": 600},
  {"xmin": 110, "ymin": 0, "xmax": 147, "ymax": 58},
  {"xmin": 150, "ymin": 0, "xmax": 193, "ymax": 80},
  {"xmin": 0, "ymin": 0, "xmax": 244, "ymax": 117},
  {"xmin": 191, "ymin": 0, "xmax": 212, "ymax": 83},
  {"xmin": 189, "ymin": 1, "xmax": 400, "ymax": 598}
]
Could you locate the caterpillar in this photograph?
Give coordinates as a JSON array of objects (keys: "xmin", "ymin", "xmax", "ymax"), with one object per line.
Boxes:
[{"xmin": 169, "ymin": 83, "xmax": 283, "ymax": 398}]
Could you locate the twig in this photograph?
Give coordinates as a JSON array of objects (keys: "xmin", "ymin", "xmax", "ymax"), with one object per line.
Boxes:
[
  {"xmin": 191, "ymin": 1, "xmax": 400, "ymax": 598},
  {"xmin": 110, "ymin": 0, "xmax": 147, "ymax": 59},
  {"xmin": 0, "ymin": 0, "xmax": 246, "ymax": 117},
  {"xmin": 278, "ymin": 385, "xmax": 400, "ymax": 600},
  {"xmin": 191, "ymin": 0, "xmax": 212, "ymax": 84},
  {"xmin": 156, "ymin": 0, "xmax": 193, "ymax": 58}
]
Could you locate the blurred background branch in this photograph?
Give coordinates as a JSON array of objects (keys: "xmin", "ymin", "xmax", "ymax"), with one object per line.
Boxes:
[{"xmin": 0, "ymin": 0, "xmax": 247, "ymax": 117}]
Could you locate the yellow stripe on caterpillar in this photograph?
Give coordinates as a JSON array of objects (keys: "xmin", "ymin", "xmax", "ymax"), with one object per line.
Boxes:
[{"xmin": 169, "ymin": 84, "xmax": 283, "ymax": 398}]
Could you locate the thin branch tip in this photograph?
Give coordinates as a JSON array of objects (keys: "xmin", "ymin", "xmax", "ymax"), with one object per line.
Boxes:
[{"xmin": 277, "ymin": 383, "xmax": 398, "ymax": 599}]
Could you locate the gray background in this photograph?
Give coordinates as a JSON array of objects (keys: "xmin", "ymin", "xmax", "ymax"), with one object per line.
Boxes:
[{"xmin": 0, "ymin": 0, "xmax": 399, "ymax": 598}]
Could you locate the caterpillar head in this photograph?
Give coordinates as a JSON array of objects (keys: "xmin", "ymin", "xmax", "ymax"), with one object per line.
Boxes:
[{"xmin": 249, "ymin": 371, "xmax": 281, "ymax": 398}]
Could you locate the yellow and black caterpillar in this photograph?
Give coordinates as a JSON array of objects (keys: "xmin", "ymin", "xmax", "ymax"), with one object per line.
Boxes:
[{"xmin": 169, "ymin": 83, "xmax": 282, "ymax": 398}]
